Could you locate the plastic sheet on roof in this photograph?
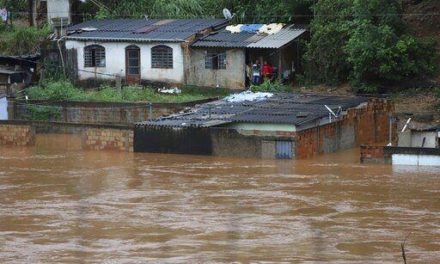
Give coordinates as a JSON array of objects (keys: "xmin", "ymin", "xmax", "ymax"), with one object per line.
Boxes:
[{"xmin": 224, "ymin": 91, "xmax": 273, "ymax": 103}]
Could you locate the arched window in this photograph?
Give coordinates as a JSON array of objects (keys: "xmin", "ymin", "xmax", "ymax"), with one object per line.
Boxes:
[
  {"xmin": 84, "ymin": 45, "xmax": 106, "ymax": 67},
  {"xmin": 151, "ymin": 45, "xmax": 173, "ymax": 69}
]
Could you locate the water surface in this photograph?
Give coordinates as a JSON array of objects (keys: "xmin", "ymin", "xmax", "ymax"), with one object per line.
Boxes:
[{"xmin": 0, "ymin": 134, "xmax": 439, "ymax": 263}]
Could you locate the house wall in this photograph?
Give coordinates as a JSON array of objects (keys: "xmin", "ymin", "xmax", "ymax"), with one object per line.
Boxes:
[
  {"xmin": 410, "ymin": 131, "xmax": 437, "ymax": 148},
  {"xmin": 186, "ymin": 48, "xmax": 246, "ymax": 89},
  {"xmin": 65, "ymin": 41, "xmax": 185, "ymax": 84},
  {"xmin": 47, "ymin": 0, "xmax": 71, "ymax": 24}
]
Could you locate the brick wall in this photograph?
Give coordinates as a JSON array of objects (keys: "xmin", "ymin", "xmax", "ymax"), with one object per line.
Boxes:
[
  {"xmin": 0, "ymin": 124, "xmax": 35, "ymax": 146},
  {"xmin": 360, "ymin": 145, "xmax": 386, "ymax": 164},
  {"xmin": 296, "ymin": 99, "xmax": 396, "ymax": 159},
  {"xmin": 82, "ymin": 128, "xmax": 134, "ymax": 152}
]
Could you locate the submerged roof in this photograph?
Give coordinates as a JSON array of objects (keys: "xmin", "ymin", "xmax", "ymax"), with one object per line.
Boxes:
[
  {"xmin": 191, "ymin": 25, "xmax": 307, "ymax": 49},
  {"xmin": 138, "ymin": 93, "xmax": 368, "ymax": 129},
  {"xmin": 66, "ymin": 19, "xmax": 229, "ymax": 42}
]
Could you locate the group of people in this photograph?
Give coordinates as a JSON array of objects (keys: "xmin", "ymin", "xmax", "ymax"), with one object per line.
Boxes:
[{"xmin": 246, "ymin": 60, "xmax": 275, "ymax": 85}]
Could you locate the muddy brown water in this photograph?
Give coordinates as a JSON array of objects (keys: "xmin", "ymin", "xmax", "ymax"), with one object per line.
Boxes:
[{"xmin": 0, "ymin": 134, "xmax": 439, "ymax": 263}]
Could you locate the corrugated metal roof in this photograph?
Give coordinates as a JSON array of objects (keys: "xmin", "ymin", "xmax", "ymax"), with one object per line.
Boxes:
[
  {"xmin": 191, "ymin": 24, "xmax": 307, "ymax": 49},
  {"xmin": 137, "ymin": 93, "xmax": 368, "ymax": 129},
  {"xmin": 66, "ymin": 19, "xmax": 229, "ymax": 42},
  {"xmin": 247, "ymin": 26, "xmax": 306, "ymax": 49}
]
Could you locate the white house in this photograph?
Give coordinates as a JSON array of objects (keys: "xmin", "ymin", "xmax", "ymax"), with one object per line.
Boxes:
[{"xmin": 65, "ymin": 19, "xmax": 228, "ymax": 86}]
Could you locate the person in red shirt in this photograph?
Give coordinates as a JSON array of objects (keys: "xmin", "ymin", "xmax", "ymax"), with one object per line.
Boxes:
[{"xmin": 262, "ymin": 61, "xmax": 273, "ymax": 81}]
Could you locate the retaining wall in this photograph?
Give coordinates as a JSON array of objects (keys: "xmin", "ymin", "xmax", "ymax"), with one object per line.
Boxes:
[
  {"xmin": 9, "ymin": 98, "xmax": 216, "ymax": 125},
  {"xmin": 0, "ymin": 124, "xmax": 35, "ymax": 146},
  {"xmin": 0, "ymin": 121, "xmax": 133, "ymax": 152}
]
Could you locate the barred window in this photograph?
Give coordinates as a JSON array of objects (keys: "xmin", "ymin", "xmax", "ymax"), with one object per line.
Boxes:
[
  {"xmin": 205, "ymin": 51, "xmax": 226, "ymax": 70},
  {"xmin": 151, "ymin": 45, "xmax": 173, "ymax": 69},
  {"xmin": 84, "ymin": 45, "xmax": 105, "ymax": 67}
]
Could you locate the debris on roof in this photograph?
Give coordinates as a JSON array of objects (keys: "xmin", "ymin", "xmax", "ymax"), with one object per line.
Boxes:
[
  {"xmin": 224, "ymin": 91, "xmax": 273, "ymax": 103},
  {"xmin": 225, "ymin": 23, "xmax": 284, "ymax": 35},
  {"xmin": 192, "ymin": 24, "xmax": 307, "ymax": 49}
]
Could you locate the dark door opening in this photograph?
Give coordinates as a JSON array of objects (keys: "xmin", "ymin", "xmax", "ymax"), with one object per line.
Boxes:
[{"xmin": 126, "ymin": 46, "xmax": 141, "ymax": 85}]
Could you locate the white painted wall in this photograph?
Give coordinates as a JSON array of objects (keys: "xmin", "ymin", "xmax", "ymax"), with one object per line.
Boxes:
[
  {"xmin": 392, "ymin": 154, "xmax": 440, "ymax": 166},
  {"xmin": 65, "ymin": 40, "xmax": 185, "ymax": 83},
  {"xmin": 47, "ymin": 0, "xmax": 71, "ymax": 24}
]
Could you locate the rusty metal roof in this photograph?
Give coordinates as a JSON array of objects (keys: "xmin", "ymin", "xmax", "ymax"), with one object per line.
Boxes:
[
  {"xmin": 191, "ymin": 25, "xmax": 307, "ymax": 49},
  {"xmin": 66, "ymin": 19, "xmax": 229, "ymax": 42}
]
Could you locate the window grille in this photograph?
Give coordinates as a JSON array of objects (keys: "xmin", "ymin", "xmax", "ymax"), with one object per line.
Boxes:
[
  {"xmin": 205, "ymin": 51, "xmax": 226, "ymax": 70},
  {"xmin": 151, "ymin": 45, "xmax": 173, "ymax": 69},
  {"xmin": 84, "ymin": 45, "xmax": 106, "ymax": 67}
]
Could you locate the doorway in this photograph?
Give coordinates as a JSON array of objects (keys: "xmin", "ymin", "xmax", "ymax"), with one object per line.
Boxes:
[{"xmin": 126, "ymin": 45, "xmax": 141, "ymax": 85}]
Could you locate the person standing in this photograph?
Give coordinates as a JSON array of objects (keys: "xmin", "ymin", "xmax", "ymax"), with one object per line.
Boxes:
[
  {"xmin": 252, "ymin": 60, "xmax": 261, "ymax": 85},
  {"xmin": 262, "ymin": 61, "xmax": 273, "ymax": 81}
]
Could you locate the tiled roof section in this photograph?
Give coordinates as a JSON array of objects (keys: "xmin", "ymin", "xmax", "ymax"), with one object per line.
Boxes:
[
  {"xmin": 138, "ymin": 93, "xmax": 368, "ymax": 129},
  {"xmin": 191, "ymin": 24, "xmax": 307, "ymax": 49},
  {"xmin": 66, "ymin": 19, "xmax": 229, "ymax": 42}
]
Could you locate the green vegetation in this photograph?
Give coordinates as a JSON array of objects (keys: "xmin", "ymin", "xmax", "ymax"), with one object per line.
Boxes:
[
  {"xmin": 81, "ymin": 0, "xmax": 313, "ymax": 23},
  {"xmin": 2, "ymin": 0, "xmax": 438, "ymax": 94},
  {"xmin": 0, "ymin": 25, "xmax": 50, "ymax": 55},
  {"xmin": 250, "ymin": 81, "xmax": 291, "ymax": 93},
  {"xmin": 25, "ymin": 105, "xmax": 62, "ymax": 121},
  {"xmin": 304, "ymin": 0, "xmax": 438, "ymax": 92},
  {"xmin": 25, "ymin": 80, "xmax": 231, "ymax": 103}
]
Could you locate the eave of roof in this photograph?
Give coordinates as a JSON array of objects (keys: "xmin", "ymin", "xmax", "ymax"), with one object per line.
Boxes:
[{"xmin": 191, "ymin": 25, "xmax": 307, "ymax": 49}]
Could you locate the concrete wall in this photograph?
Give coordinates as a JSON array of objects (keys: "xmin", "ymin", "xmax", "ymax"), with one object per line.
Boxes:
[
  {"xmin": 0, "ymin": 124, "xmax": 35, "ymax": 146},
  {"xmin": 410, "ymin": 131, "xmax": 438, "ymax": 148},
  {"xmin": 47, "ymin": 0, "xmax": 71, "ymax": 24},
  {"xmin": 187, "ymin": 48, "xmax": 246, "ymax": 89},
  {"xmin": 65, "ymin": 41, "xmax": 185, "ymax": 84},
  {"xmin": 361, "ymin": 145, "xmax": 440, "ymax": 166},
  {"xmin": 10, "ymin": 99, "xmax": 215, "ymax": 125},
  {"xmin": 82, "ymin": 128, "xmax": 133, "ymax": 152}
]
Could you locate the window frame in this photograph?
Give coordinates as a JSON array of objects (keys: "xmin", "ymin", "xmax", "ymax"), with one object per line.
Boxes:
[
  {"xmin": 151, "ymin": 45, "xmax": 173, "ymax": 69},
  {"xmin": 84, "ymin": 45, "xmax": 106, "ymax": 68},
  {"xmin": 205, "ymin": 50, "xmax": 227, "ymax": 70}
]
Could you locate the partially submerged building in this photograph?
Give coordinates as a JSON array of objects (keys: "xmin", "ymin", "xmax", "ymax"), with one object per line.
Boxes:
[
  {"xmin": 398, "ymin": 125, "xmax": 440, "ymax": 148},
  {"xmin": 135, "ymin": 92, "xmax": 394, "ymax": 159}
]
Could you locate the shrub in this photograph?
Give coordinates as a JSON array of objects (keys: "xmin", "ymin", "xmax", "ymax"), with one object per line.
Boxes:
[
  {"xmin": 26, "ymin": 80, "xmax": 83, "ymax": 101},
  {"xmin": 250, "ymin": 80, "xmax": 291, "ymax": 93}
]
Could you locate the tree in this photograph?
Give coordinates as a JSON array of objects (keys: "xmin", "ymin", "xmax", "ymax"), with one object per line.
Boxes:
[{"xmin": 304, "ymin": 0, "xmax": 437, "ymax": 92}]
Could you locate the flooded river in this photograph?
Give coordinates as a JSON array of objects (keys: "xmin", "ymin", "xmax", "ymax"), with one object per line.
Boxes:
[{"xmin": 0, "ymin": 134, "xmax": 439, "ymax": 263}]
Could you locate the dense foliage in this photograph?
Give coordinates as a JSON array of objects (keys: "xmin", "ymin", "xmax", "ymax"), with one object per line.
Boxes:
[
  {"xmin": 0, "ymin": 25, "xmax": 50, "ymax": 55},
  {"xmin": 304, "ymin": 0, "xmax": 438, "ymax": 92}
]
